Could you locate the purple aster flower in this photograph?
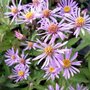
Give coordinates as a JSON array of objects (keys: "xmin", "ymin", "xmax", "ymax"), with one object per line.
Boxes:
[
  {"xmin": 5, "ymin": 48, "xmax": 19, "ymax": 66},
  {"xmin": 33, "ymin": 39, "xmax": 68, "ymax": 68},
  {"xmin": 21, "ymin": 41, "xmax": 37, "ymax": 51},
  {"xmin": 17, "ymin": 51, "xmax": 31, "ymax": 68},
  {"xmin": 48, "ymin": 83, "xmax": 64, "ymax": 90},
  {"xmin": 69, "ymin": 84, "xmax": 88, "ymax": 90},
  {"xmin": 38, "ymin": 18, "xmax": 72, "ymax": 42},
  {"xmin": 16, "ymin": 6, "xmax": 40, "ymax": 24},
  {"xmin": 38, "ymin": 0, "xmax": 61, "ymax": 23},
  {"xmin": 43, "ymin": 60, "xmax": 61, "ymax": 80},
  {"xmin": 64, "ymin": 8, "xmax": 90, "ymax": 37},
  {"xmin": 57, "ymin": 49, "xmax": 81, "ymax": 79},
  {"xmin": 31, "ymin": 0, "xmax": 48, "ymax": 13},
  {"xmin": 5, "ymin": 0, "xmax": 23, "ymax": 24},
  {"xmin": 11, "ymin": 64, "xmax": 29, "ymax": 82},
  {"xmin": 57, "ymin": 0, "xmax": 78, "ymax": 16}
]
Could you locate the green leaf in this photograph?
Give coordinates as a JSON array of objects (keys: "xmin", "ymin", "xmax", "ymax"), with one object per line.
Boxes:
[
  {"xmin": 0, "ymin": 31, "xmax": 20, "ymax": 52},
  {"xmin": 70, "ymin": 72, "xmax": 89, "ymax": 83},
  {"xmin": 67, "ymin": 37, "xmax": 80, "ymax": 47},
  {"xmin": 5, "ymin": 83, "xmax": 19, "ymax": 88},
  {"xmin": 75, "ymin": 31, "xmax": 90, "ymax": 51},
  {"xmin": 85, "ymin": 52, "xmax": 90, "ymax": 71},
  {"xmin": 75, "ymin": 40, "xmax": 89, "ymax": 51}
]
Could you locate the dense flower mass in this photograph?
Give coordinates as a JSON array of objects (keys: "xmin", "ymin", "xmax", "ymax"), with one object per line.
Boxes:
[{"xmin": 3, "ymin": 0, "xmax": 90, "ymax": 89}]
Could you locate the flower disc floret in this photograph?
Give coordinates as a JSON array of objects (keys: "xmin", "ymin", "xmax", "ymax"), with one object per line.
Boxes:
[
  {"xmin": 18, "ymin": 70, "xmax": 24, "ymax": 77},
  {"xmin": 75, "ymin": 17, "xmax": 85, "ymax": 27},
  {"xmin": 25, "ymin": 12, "xmax": 34, "ymax": 19},
  {"xmin": 28, "ymin": 42, "xmax": 33, "ymax": 48},
  {"xmin": 43, "ymin": 9, "xmax": 51, "ymax": 17},
  {"xmin": 64, "ymin": 6, "xmax": 71, "ymax": 13},
  {"xmin": 11, "ymin": 8, "xmax": 18, "ymax": 14},
  {"xmin": 11, "ymin": 55, "xmax": 16, "ymax": 60},
  {"xmin": 49, "ymin": 66, "xmax": 55, "ymax": 73},
  {"xmin": 63, "ymin": 59, "xmax": 71, "ymax": 68},
  {"xmin": 48, "ymin": 24, "xmax": 58, "ymax": 33},
  {"xmin": 44, "ymin": 46, "xmax": 53, "ymax": 55}
]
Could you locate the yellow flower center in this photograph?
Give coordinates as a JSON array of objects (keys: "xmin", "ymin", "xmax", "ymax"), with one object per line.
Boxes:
[
  {"xmin": 20, "ymin": 58, "xmax": 25, "ymax": 64},
  {"xmin": 25, "ymin": 12, "xmax": 34, "ymax": 19},
  {"xmin": 11, "ymin": 55, "xmax": 16, "ymax": 60},
  {"xmin": 11, "ymin": 8, "xmax": 18, "ymax": 14},
  {"xmin": 49, "ymin": 66, "xmax": 55, "ymax": 73},
  {"xmin": 18, "ymin": 70, "xmax": 24, "ymax": 76},
  {"xmin": 28, "ymin": 42, "xmax": 33, "ymax": 48},
  {"xmin": 44, "ymin": 46, "xmax": 53, "ymax": 55},
  {"xmin": 63, "ymin": 59, "xmax": 71, "ymax": 68},
  {"xmin": 75, "ymin": 17, "xmax": 85, "ymax": 27},
  {"xmin": 43, "ymin": 9, "xmax": 51, "ymax": 17},
  {"xmin": 64, "ymin": 6, "xmax": 71, "ymax": 13},
  {"xmin": 48, "ymin": 24, "xmax": 58, "ymax": 33}
]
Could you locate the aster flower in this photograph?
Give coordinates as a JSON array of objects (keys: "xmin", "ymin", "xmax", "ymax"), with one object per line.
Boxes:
[
  {"xmin": 17, "ymin": 6, "xmax": 40, "ymax": 24},
  {"xmin": 21, "ymin": 41, "xmax": 37, "ymax": 51},
  {"xmin": 37, "ymin": 0, "xmax": 61, "ymax": 23},
  {"xmin": 33, "ymin": 39, "xmax": 68, "ymax": 68},
  {"xmin": 11, "ymin": 64, "xmax": 29, "ymax": 82},
  {"xmin": 69, "ymin": 84, "xmax": 88, "ymax": 90},
  {"xmin": 38, "ymin": 18, "xmax": 72, "ymax": 42},
  {"xmin": 15, "ymin": 31, "xmax": 26, "ymax": 40},
  {"xmin": 64, "ymin": 8, "xmax": 90, "ymax": 37},
  {"xmin": 5, "ymin": 48, "xmax": 19, "ymax": 66},
  {"xmin": 48, "ymin": 83, "xmax": 64, "ymax": 90},
  {"xmin": 58, "ymin": 0, "xmax": 78, "ymax": 16},
  {"xmin": 17, "ymin": 51, "xmax": 31, "ymax": 68},
  {"xmin": 5, "ymin": 0, "xmax": 23, "ymax": 24},
  {"xmin": 43, "ymin": 60, "xmax": 61, "ymax": 80},
  {"xmin": 57, "ymin": 49, "xmax": 81, "ymax": 79},
  {"xmin": 31, "ymin": 0, "xmax": 48, "ymax": 13}
]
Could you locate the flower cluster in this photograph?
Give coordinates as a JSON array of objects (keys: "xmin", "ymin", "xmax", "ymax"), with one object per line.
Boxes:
[
  {"xmin": 5, "ymin": 48, "xmax": 30, "ymax": 82},
  {"xmin": 4, "ymin": 0, "xmax": 90, "ymax": 89}
]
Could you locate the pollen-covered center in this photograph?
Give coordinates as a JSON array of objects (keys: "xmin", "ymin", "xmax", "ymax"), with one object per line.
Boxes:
[
  {"xmin": 43, "ymin": 9, "xmax": 51, "ymax": 17},
  {"xmin": 25, "ymin": 12, "xmax": 34, "ymax": 19},
  {"xmin": 48, "ymin": 24, "xmax": 58, "ymax": 33},
  {"xmin": 18, "ymin": 70, "xmax": 24, "ymax": 76},
  {"xmin": 11, "ymin": 55, "xmax": 16, "ymax": 60},
  {"xmin": 20, "ymin": 58, "xmax": 25, "ymax": 64},
  {"xmin": 44, "ymin": 46, "xmax": 53, "ymax": 55},
  {"xmin": 49, "ymin": 66, "xmax": 55, "ymax": 73},
  {"xmin": 75, "ymin": 17, "xmax": 85, "ymax": 27},
  {"xmin": 11, "ymin": 8, "xmax": 18, "ymax": 14},
  {"xmin": 64, "ymin": 6, "xmax": 71, "ymax": 13},
  {"xmin": 63, "ymin": 59, "xmax": 71, "ymax": 68},
  {"xmin": 28, "ymin": 42, "xmax": 33, "ymax": 48}
]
